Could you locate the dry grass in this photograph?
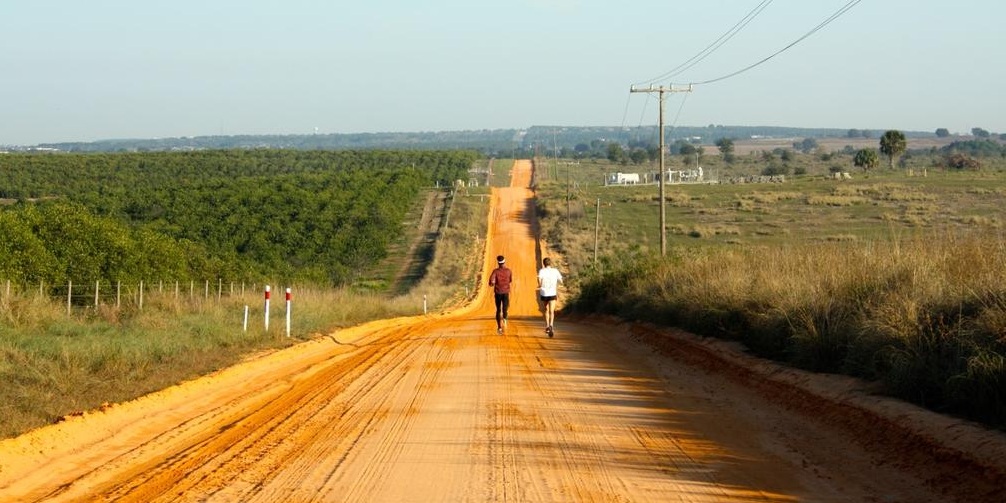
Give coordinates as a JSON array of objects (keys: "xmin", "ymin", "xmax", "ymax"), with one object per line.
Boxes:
[
  {"xmin": 571, "ymin": 233, "xmax": 1006, "ymax": 429},
  {"xmin": 537, "ymin": 155, "xmax": 1006, "ymax": 429},
  {"xmin": 806, "ymin": 195, "xmax": 869, "ymax": 206}
]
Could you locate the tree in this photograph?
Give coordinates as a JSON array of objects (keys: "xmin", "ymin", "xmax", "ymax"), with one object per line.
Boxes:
[
  {"xmin": 715, "ymin": 137, "xmax": 735, "ymax": 163},
  {"xmin": 972, "ymin": 127, "xmax": 991, "ymax": 138},
  {"xmin": 629, "ymin": 148, "xmax": 647, "ymax": 165},
  {"xmin": 794, "ymin": 138, "xmax": 818, "ymax": 154},
  {"xmin": 879, "ymin": 130, "xmax": 907, "ymax": 168},
  {"xmin": 606, "ymin": 143, "xmax": 624, "ymax": 163},
  {"xmin": 935, "ymin": 128, "xmax": 950, "ymax": 138},
  {"xmin": 677, "ymin": 142, "xmax": 697, "ymax": 156},
  {"xmin": 854, "ymin": 148, "xmax": 879, "ymax": 171}
]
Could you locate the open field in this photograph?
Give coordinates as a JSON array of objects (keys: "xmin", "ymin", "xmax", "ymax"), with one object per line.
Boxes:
[
  {"xmin": 533, "ymin": 157, "xmax": 1006, "ymax": 273},
  {"xmin": 729, "ymin": 135, "xmax": 962, "ymax": 156}
]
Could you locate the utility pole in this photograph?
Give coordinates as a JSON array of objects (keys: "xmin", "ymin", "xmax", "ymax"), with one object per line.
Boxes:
[
  {"xmin": 629, "ymin": 84, "xmax": 692, "ymax": 256},
  {"xmin": 594, "ymin": 197, "xmax": 600, "ymax": 263}
]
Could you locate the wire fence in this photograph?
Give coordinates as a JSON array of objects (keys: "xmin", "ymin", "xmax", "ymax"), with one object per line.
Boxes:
[{"xmin": 0, "ymin": 279, "xmax": 278, "ymax": 315}]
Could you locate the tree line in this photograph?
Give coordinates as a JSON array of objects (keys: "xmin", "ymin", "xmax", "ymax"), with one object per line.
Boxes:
[{"xmin": 0, "ymin": 149, "xmax": 478, "ymax": 286}]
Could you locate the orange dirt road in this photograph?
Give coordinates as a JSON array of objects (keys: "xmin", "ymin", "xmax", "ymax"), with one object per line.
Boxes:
[{"xmin": 2, "ymin": 160, "xmax": 1005, "ymax": 502}]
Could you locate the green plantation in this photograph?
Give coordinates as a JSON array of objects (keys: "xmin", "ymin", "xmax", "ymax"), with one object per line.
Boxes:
[{"xmin": 0, "ymin": 149, "xmax": 478, "ymax": 286}]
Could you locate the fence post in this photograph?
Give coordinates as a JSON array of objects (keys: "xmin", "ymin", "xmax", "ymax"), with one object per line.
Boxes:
[
  {"xmin": 67, "ymin": 280, "xmax": 72, "ymax": 316},
  {"xmin": 243, "ymin": 305, "xmax": 249, "ymax": 332},
  {"xmin": 218, "ymin": 278, "xmax": 222, "ymax": 301},
  {"xmin": 204, "ymin": 280, "xmax": 209, "ymax": 301},
  {"xmin": 95, "ymin": 281, "xmax": 100, "ymax": 308},
  {"xmin": 139, "ymin": 281, "xmax": 144, "ymax": 311},
  {"xmin": 264, "ymin": 285, "xmax": 271, "ymax": 331},
  {"xmin": 175, "ymin": 281, "xmax": 179, "ymax": 300},
  {"xmin": 423, "ymin": 294, "xmax": 427, "ymax": 315},
  {"xmin": 285, "ymin": 287, "xmax": 292, "ymax": 337},
  {"xmin": 117, "ymin": 281, "xmax": 121, "ymax": 308}
]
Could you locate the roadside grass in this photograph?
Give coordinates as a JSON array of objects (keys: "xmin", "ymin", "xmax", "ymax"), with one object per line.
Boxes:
[
  {"xmin": 536, "ymin": 156, "xmax": 1006, "ymax": 429},
  {"xmin": 406, "ymin": 184, "xmax": 490, "ymax": 310},
  {"xmin": 0, "ymin": 181, "xmax": 490, "ymax": 439},
  {"xmin": 364, "ymin": 188, "xmax": 446, "ymax": 293},
  {"xmin": 489, "ymin": 158, "xmax": 515, "ymax": 188}
]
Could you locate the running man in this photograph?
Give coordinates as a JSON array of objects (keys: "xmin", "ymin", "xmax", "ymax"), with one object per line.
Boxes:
[
  {"xmin": 488, "ymin": 255, "xmax": 512, "ymax": 334},
  {"xmin": 537, "ymin": 257, "xmax": 563, "ymax": 337}
]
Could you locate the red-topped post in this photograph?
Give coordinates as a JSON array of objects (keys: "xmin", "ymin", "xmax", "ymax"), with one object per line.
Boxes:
[
  {"xmin": 264, "ymin": 285, "xmax": 271, "ymax": 331},
  {"xmin": 285, "ymin": 287, "xmax": 292, "ymax": 338}
]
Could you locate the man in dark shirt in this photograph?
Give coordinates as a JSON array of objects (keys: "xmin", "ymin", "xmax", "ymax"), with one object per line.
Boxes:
[{"xmin": 488, "ymin": 255, "xmax": 512, "ymax": 334}]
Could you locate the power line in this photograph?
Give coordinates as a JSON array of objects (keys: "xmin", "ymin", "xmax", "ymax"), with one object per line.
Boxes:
[
  {"xmin": 636, "ymin": 0, "xmax": 774, "ymax": 87},
  {"xmin": 684, "ymin": 0, "xmax": 863, "ymax": 86}
]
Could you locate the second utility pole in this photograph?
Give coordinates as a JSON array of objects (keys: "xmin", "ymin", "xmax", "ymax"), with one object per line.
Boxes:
[{"xmin": 629, "ymin": 84, "xmax": 692, "ymax": 256}]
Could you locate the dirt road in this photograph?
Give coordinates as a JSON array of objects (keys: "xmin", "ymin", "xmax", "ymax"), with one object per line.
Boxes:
[{"xmin": 2, "ymin": 160, "xmax": 1004, "ymax": 502}]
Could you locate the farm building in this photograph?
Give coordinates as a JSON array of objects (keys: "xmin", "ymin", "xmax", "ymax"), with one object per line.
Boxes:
[{"xmin": 608, "ymin": 172, "xmax": 640, "ymax": 185}]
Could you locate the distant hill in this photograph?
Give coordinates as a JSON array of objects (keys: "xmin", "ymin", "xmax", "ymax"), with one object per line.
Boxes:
[{"xmin": 28, "ymin": 125, "xmax": 935, "ymax": 155}]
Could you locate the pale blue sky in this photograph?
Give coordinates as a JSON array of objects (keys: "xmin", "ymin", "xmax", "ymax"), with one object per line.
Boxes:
[{"xmin": 2, "ymin": 1, "xmax": 1003, "ymax": 145}]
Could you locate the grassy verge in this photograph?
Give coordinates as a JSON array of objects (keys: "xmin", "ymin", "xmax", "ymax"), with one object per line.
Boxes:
[
  {"xmin": 397, "ymin": 184, "xmax": 490, "ymax": 310},
  {"xmin": 536, "ymin": 157, "xmax": 1006, "ymax": 429}
]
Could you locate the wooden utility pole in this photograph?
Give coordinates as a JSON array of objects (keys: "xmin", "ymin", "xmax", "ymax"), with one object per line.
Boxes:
[
  {"xmin": 629, "ymin": 84, "xmax": 692, "ymax": 256},
  {"xmin": 594, "ymin": 197, "xmax": 600, "ymax": 262}
]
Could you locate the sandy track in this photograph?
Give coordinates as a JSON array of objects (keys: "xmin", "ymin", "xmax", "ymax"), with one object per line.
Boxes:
[{"xmin": 2, "ymin": 160, "xmax": 1005, "ymax": 502}]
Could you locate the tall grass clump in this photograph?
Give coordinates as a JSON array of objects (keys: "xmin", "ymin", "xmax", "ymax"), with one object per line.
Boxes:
[{"xmin": 569, "ymin": 233, "xmax": 1006, "ymax": 429}]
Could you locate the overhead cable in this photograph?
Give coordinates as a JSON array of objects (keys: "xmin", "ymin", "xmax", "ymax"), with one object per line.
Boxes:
[
  {"xmin": 636, "ymin": 0, "xmax": 774, "ymax": 87},
  {"xmin": 684, "ymin": 0, "xmax": 863, "ymax": 86}
]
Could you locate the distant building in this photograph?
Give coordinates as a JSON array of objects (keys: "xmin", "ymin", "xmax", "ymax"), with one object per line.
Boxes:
[{"xmin": 608, "ymin": 172, "xmax": 640, "ymax": 185}]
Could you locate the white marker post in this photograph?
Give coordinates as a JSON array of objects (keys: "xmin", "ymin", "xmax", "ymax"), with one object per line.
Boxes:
[
  {"xmin": 264, "ymin": 285, "xmax": 271, "ymax": 331},
  {"xmin": 243, "ymin": 305, "xmax": 249, "ymax": 332},
  {"xmin": 285, "ymin": 287, "xmax": 292, "ymax": 338}
]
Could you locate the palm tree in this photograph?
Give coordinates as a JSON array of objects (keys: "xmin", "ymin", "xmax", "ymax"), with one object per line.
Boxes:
[{"xmin": 879, "ymin": 130, "xmax": 907, "ymax": 168}]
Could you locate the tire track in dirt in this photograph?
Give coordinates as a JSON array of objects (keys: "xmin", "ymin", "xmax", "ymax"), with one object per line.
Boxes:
[
  {"xmin": 182, "ymin": 321, "xmax": 451, "ymax": 502},
  {"xmin": 30, "ymin": 319, "xmax": 439, "ymax": 502}
]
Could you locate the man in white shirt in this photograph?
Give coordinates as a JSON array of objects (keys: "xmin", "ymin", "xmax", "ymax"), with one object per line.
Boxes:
[{"xmin": 536, "ymin": 257, "xmax": 563, "ymax": 337}]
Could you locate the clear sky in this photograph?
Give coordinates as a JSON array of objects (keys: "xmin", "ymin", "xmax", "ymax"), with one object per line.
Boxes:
[{"xmin": 2, "ymin": 1, "xmax": 1003, "ymax": 145}]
